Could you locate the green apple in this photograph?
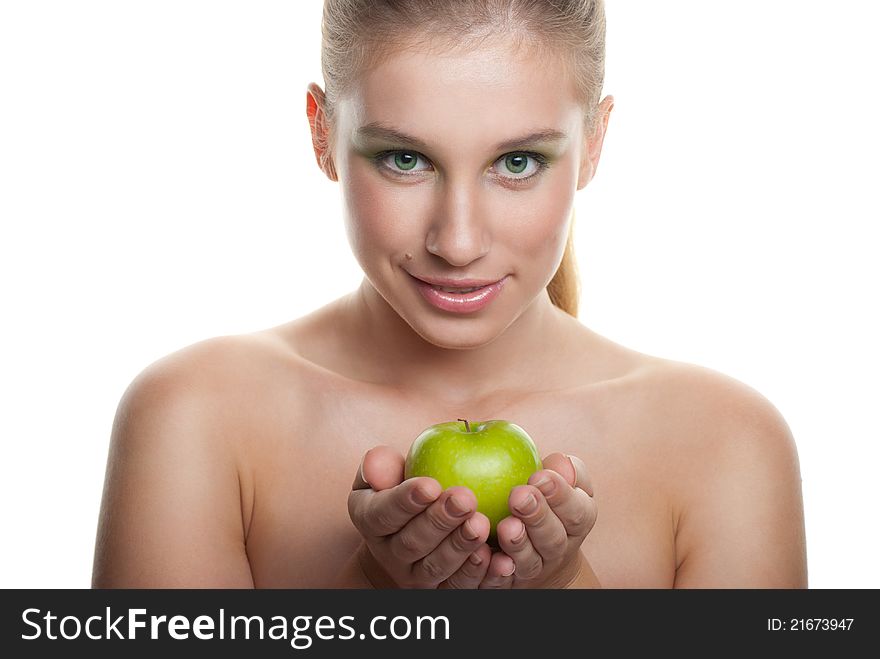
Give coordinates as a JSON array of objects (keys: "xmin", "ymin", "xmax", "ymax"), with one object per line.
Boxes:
[{"xmin": 404, "ymin": 418, "xmax": 542, "ymax": 540}]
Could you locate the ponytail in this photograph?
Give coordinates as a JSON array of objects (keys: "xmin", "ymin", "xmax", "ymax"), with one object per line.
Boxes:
[{"xmin": 546, "ymin": 209, "xmax": 580, "ymax": 318}]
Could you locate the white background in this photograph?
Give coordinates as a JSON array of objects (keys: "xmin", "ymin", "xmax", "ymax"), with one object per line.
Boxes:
[{"xmin": 1, "ymin": 1, "xmax": 877, "ymax": 588}]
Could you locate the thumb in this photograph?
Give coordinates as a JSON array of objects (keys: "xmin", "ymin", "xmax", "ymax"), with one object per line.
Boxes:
[
  {"xmin": 542, "ymin": 452, "xmax": 594, "ymax": 497},
  {"xmin": 353, "ymin": 445, "xmax": 405, "ymax": 491}
]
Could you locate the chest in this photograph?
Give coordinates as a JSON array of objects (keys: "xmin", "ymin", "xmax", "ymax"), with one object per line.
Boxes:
[{"xmin": 242, "ymin": 383, "xmax": 678, "ymax": 587}]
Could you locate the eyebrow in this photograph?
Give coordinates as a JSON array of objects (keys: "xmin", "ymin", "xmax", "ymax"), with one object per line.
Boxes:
[{"xmin": 354, "ymin": 122, "xmax": 568, "ymax": 152}]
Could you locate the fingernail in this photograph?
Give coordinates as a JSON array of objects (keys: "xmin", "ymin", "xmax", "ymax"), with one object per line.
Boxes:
[
  {"xmin": 445, "ymin": 495, "xmax": 470, "ymax": 517},
  {"xmin": 462, "ymin": 520, "xmax": 479, "ymax": 541},
  {"xmin": 412, "ymin": 487, "xmax": 435, "ymax": 505},
  {"xmin": 514, "ymin": 493, "xmax": 537, "ymax": 516},
  {"xmin": 566, "ymin": 454, "xmax": 576, "ymax": 483},
  {"xmin": 468, "ymin": 552, "xmax": 483, "ymax": 566},
  {"xmin": 359, "ymin": 458, "xmax": 368, "ymax": 486},
  {"xmin": 534, "ymin": 475, "xmax": 556, "ymax": 498},
  {"xmin": 502, "ymin": 563, "xmax": 516, "ymax": 577},
  {"xmin": 511, "ymin": 525, "xmax": 527, "ymax": 545}
]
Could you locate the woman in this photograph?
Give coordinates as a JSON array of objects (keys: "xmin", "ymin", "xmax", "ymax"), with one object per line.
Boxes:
[{"xmin": 92, "ymin": 0, "xmax": 807, "ymax": 588}]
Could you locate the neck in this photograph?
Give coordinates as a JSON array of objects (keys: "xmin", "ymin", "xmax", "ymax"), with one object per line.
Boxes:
[{"xmin": 337, "ymin": 276, "xmax": 575, "ymax": 409}]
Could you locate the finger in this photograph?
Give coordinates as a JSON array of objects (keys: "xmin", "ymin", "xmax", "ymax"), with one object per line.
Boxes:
[
  {"xmin": 388, "ymin": 487, "xmax": 478, "ymax": 563},
  {"xmin": 439, "ymin": 544, "xmax": 493, "ymax": 589},
  {"xmin": 352, "ymin": 446, "xmax": 405, "ymax": 491},
  {"xmin": 507, "ymin": 484, "xmax": 569, "ymax": 563},
  {"xmin": 478, "ymin": 551, "xmax": 516, "ymax": 589},
  {"xmin": 411, "ymin": 512, "xmax": 491, "ymax": 586},
  {"xmin": 495, "ymin": 516, "xmax": 545, "ymax": 581},
  {"xmin": 348, "ymin": 477, "xmax": 442, "ymax": 537},
  {"xmin": 541, "ymin": 452, "xmax": 594, "ymax": 496},
  {"xmin": 528, "ymin": 468, "xmax": 597, "ymax": 539}
]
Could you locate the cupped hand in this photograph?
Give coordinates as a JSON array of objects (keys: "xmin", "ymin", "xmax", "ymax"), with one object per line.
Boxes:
[
  {"xmin": 347, "ymin": 446, "xmax": 494, "ymax": 589},
  {"xmin": 478, "ymin": 452, "xmax": 598, "ymax": 589}
]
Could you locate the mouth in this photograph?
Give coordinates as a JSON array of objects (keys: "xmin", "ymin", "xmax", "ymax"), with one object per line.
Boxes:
[{"xmin": 408, "ymin": 273, "xmax": 509, "ymax": 314}]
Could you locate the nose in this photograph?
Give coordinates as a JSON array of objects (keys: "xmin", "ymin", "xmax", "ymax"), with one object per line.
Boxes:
[{"xmin": 424, "ymin": 179, "xmax": 491, "ymax": 267}]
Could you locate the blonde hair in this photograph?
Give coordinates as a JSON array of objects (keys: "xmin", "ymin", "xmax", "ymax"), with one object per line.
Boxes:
[{"xmin": 319, "ymin": 0, "xmax": 606, "ymax": 318}]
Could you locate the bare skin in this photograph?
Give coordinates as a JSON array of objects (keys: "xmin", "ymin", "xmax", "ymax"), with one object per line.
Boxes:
[
  {"xmin": 91, "ymin": 304, "xmax": 807, "ymax": 588},
  {"xmin": 91, "ymin": 34, "xmax": 807, "ymax": 589}
]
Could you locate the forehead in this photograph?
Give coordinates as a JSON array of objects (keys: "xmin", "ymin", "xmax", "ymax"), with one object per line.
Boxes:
[{"xmin": 340, "ymin": 37, "xmax": 583, "ymax": 147}]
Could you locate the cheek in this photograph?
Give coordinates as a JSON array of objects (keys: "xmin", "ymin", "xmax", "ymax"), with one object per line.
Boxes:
[
  {"xmin": 341, "ymin": 165, "xmax": 424, "ymax": 258},
  {"xmin": 499, "ymin": 175, "xmax": 575, "ymax": 269}
]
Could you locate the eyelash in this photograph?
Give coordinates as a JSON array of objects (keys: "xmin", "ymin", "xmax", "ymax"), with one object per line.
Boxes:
[{"xmin": 371, "ymin": 149, "xmax": 551, "ymax": 186}]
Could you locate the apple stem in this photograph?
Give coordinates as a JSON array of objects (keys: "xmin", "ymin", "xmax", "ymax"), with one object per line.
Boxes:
[{"xmin": 457, "ymin": 418, "xmax": 471, "ymax": 433}]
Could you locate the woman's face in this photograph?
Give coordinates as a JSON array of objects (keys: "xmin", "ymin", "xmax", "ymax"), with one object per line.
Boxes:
[{"xmin": 329, "ymin": 36, "xmax": 594, "ymax": 349}]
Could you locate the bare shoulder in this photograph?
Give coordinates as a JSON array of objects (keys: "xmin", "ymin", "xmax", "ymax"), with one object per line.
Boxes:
[
  {"xmin": 642, "ymin": 359, "xmax": 801, "ymax": 482},
  {"xmin": 125, "ymin": 331, "xmax": 297, "ymax": 396},
  {"xmin": 629, "ymin": 358, "xmax": 807, "ymax": 587},
  {"xmin": 120, "ymin": 329, "xmax": 317, "ymax": 429},
  {"xmin": 93, "ymin": 332, "xmax": 299, "ymax": 587},
  {"xmin": 633, "ymin": 357, "xmax": 795, "ymax": 441}
]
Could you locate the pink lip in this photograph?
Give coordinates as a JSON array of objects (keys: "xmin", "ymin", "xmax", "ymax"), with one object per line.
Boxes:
[
  {"xmin": 410, "ymin": 274, "xmax": 508, "ymax": 314},
  {"xmin": 412, "ymin": 274, "xmax": 502, "ymax": 288}
]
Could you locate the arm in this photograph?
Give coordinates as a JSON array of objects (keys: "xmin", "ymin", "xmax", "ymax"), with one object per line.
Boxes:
[
  {"xmin": 565, "ymin": 552, "xmax": 602, "ymax": 589},
  {"xmin": 92, "ymin": 349, "xmax": 255, "ymax": 588},
  {"xmin": 673, "ymin": 383, "xmax": 807, "ymax": 588},
  {"xmin": 333, "ymin": 543, "xmax": 379, "ymax": 588}
]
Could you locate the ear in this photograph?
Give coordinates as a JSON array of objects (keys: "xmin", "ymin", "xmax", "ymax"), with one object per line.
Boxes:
[
  {"xmin": 577, "ymin": 94, "xmax": 614, "ymax": 190},
  {"xmin": 306, "ymin": 82, "xmax": 339, "ymax": 182}
]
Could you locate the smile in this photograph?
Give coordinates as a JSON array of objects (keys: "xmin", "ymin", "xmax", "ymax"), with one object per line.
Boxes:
[{"xmin": 409, "ymin": 274, "xmax": 508, "ymax": 314}]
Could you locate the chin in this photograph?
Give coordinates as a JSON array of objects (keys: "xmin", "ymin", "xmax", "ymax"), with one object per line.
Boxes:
[{"xmin": 405, "ymin": 313, "xmax": 510, "ymax": 350}]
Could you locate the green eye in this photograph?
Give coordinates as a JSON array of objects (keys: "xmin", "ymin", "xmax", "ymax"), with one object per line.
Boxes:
[
  {"xmin": 373, "ymin": 148, "xmax": 549, "ymax": 185},
  {"xmin": 504, "ymin": 154, "xmax": 529, "ymax": 174},
  {"xmin": 394, "ymin": 152, "xmax": 419, "ymax": 171}
]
